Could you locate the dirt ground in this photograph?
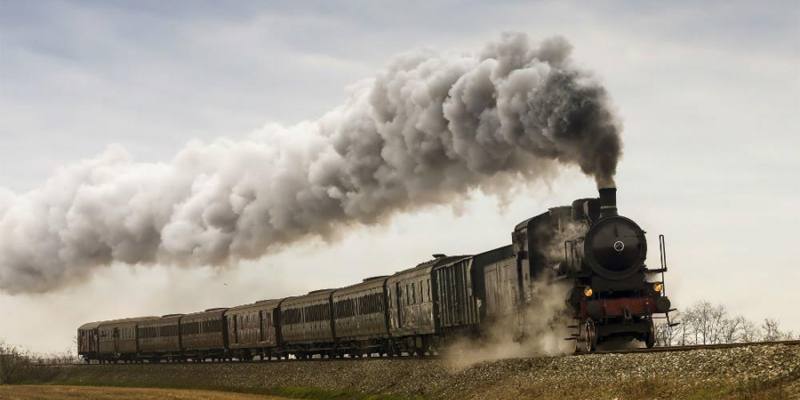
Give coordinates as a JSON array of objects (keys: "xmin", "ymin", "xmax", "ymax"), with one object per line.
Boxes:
[{"xmin": 0, "ymin": 385, "xmax": 289, "ymax": 400}]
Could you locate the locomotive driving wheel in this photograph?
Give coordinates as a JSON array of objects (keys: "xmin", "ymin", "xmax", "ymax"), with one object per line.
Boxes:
[
  {"xmin": 644, "ymin": 319, "xmax": 656, "ymax": 349},
  {"xmin": 580, "ymin": 319, "xmax": 598, "ymax": 353}
]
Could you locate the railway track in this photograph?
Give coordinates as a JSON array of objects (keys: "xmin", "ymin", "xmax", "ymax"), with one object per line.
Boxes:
[
  {"xmin": 593, "ymin": 339, "xmax": 800, "ymax": 354},
  {"xmin": 34, "ymin": 340, "xmax": 800, "ymax": 367}
]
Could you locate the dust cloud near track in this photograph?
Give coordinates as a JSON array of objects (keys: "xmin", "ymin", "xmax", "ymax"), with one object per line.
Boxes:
[{"xmin": 0, "ymin": 32, "xmax": 622, "ymax": 294}]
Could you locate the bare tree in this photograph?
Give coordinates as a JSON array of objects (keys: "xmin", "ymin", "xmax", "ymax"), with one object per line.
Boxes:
[
  {"xmin": 678, "ymin": 311, "xmax": 693, "ymax": 346},
  {"xmin": 654, "ymin": 311, "xmax": 681, "ymax": 347},
  {"xmin": 739, "ymin": 317, "xmax": 760, "ymax": 342},
  {"xmin": 0, "ymin": 341, "xmax": 32, "ymax": 384},
  {"xmin": 760, "ymin": 318, "xmax": 795, "ymax": 341},
  {"xmin": 719, "ymin": 315, "xmax": 743, "ymax": 344},
  {"xmin": 682, "ymin": 301, "xmax": 726, "ymax": 345},
  {"xmin": 761, "ymin": 318, "xmax": 782, "ymax": 341}
]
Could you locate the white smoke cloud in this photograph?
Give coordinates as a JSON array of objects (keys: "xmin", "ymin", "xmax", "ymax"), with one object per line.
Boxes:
[{"xmin": 0, "ymin": 33, "xmax": 622, "ymax": 293}]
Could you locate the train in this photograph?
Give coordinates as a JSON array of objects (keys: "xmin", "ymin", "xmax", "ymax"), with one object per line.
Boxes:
[{"xmin": 77, "ymin": 187, "xmax": 673, "ymax": 362}]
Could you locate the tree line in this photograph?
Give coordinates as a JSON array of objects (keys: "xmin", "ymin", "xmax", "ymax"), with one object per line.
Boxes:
[{"xmin": 654, "ymin": 300, "xmax": 796, "ymax": 347}]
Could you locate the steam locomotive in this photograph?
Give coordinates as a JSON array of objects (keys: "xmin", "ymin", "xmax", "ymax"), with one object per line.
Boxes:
[{"xmin": 77, "ymin": 188, "xmax": 672, "ymax": 362}]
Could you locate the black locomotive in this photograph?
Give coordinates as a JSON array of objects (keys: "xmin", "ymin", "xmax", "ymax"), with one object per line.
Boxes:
[{"xmin": 78, "ymin": 188, "xmax": 672, "ymax": 361}]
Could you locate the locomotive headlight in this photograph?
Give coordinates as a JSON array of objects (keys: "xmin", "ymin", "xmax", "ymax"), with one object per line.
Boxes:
[
  {"xmin": 583, "ymin": 287, "xmax": 593, "ymax": 297},
  {"xmin": 653, "ymin": 282, "xmax": 664, "ymax": 293}
]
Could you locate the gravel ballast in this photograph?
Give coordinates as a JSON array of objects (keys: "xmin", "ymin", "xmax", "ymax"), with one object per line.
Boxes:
[{"xmin": 38, "ymin": 343, "xmax": 800, "ymax": 399}]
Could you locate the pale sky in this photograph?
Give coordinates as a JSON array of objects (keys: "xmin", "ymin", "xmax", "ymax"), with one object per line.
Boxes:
[{"xmin": 1, "ymin": 0, "xmax": 798, "ymax": 353}]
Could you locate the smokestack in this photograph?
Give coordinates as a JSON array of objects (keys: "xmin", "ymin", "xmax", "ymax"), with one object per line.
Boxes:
[{"xmin": 598, "ymin": 187, "xmax": 617, "ymax": 218}]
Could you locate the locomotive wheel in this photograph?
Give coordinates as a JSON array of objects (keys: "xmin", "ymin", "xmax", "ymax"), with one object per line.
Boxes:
[
  {"xmin": 645, "ymin": 319, "xmax": 656, "ymax": 348},
  {"xmin": 582, "ymin": 319, "xmax": 598, "ymax": 353},
  {"xmin": 645, "ymin": 332, "xmax": 655, "ymax": 349}
]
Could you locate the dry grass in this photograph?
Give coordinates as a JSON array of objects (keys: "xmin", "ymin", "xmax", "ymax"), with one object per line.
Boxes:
[{"xmin": 0, "ymin": 385, "xmax": 290, "ymax": 400}]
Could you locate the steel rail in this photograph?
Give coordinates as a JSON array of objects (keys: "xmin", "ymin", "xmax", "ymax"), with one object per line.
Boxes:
[{"xmin": 33, "ymin": 340, "xmax": 800, "ymax": 366}]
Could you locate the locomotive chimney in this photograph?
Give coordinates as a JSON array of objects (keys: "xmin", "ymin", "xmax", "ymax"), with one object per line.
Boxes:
[{"xmin": 599, "ymin": 187, "xmax": 618, "ymax": 218}]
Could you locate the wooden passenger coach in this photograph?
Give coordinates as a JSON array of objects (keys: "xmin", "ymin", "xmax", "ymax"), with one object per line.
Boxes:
[
  {"xmin": 97, "ymin": 317, "xmax": 158, "ymax": 361},
  {"xmin": 137, "ymin": 314, "xmax": 183, "ymax": 360},
  {"xmin": 225, "ymin": 299, "xmax": 281, "ymax": 360},
  {"xmin": 180, "ymin": 308, "xmax": 228, "ymax": 359},
  {"xmin": 331, "ymin": 276, "xmax": 390, "ymax": 354},
  {"xmin": 280, "ymin": 290, "xmax": 335, "ymax": 357}
]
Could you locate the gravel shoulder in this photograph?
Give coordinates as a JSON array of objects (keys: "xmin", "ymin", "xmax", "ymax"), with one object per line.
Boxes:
[{"xmin": 19, "ymin": 343, "xmax": 800, "ymax": 400}]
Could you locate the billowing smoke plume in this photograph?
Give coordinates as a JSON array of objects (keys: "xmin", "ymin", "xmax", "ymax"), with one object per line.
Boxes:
[{"xmin": 0, "ymin": 33, "xmax": 621, "ymax": 293}]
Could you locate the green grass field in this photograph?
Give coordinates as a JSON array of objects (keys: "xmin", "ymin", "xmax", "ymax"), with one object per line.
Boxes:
[{"xmin": 0, "ymin": 385, "xmax": 291, "ymax": 400}]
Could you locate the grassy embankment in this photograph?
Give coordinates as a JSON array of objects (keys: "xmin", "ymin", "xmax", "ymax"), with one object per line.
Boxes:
[
  {"xmin": 5, "ymin": 366, "xmax": 418, "ymax": 400},
  {"xmin": 0, "ymin": 385, "xmax": 289, "ymax": 400}
]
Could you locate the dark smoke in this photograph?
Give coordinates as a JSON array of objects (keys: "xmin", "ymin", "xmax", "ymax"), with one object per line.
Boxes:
[{"xmin": 0, "ymin": 33, "xmax": 622, "ymax": 293}]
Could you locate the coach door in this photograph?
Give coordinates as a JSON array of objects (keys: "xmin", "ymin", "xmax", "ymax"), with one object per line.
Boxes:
[
  {"xmin": 113, "ymin": 327, "xmax": 120, "ymax": 353},
  {"xmin": 232, "ymin": 315, "xmax": 239, "ymax": 345},
  {"xmin": 395, "ymin": 282, "xmax": 403, "ymax": 328}
]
